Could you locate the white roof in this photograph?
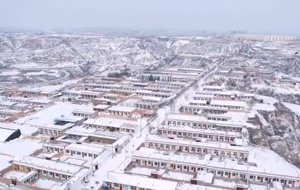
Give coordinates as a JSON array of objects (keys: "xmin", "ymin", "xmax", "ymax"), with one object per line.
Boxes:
[
  {"xmin": 0, "ymin": 101, "xmax": 16, "ymax": 106},
  {"xmin": 0, "ymin": 127, "xmax": 18, "ymax": 142},
  {"xmin": 142, "ymin": 96, "xmax": 162, "ymax": 102},
  {"xmin": 193, "ymin": 94, "xmax": 214, "ymax": 98},
  {"xmin": 158, "ymin": 125, "xmax": 241, "ymax": 137},
  {"xmin": 166, "ymin": 114, "xmax": 245, "ymax": 128},
  {"xmin": 203, "ymin": 85, "xmax": 224, "ymax": 90},
  {"xmin": 64, "ymin": 126, "xmax": 97, "ymax": 136},
  {"xmin": 105, "ymin": 172, "xmax": 178, "ymax": 190},
  {"xmin": 94, "ymin": 104, "xmax": 110, "ymax": 109},
  {"xmin": 103, "ymin": 93, "xmax": 119, "ymax": 97},
  {"xmin": 189, "ymin": 100, "xmax": 207, "ymax": 105},
  {"xmin": 146, "ymin": 135, "xmax": 248, "ymax": 152},
  {"xmin": 177, "ymin": 184, "xmax": 224, "ymax": 190},
  {"xmin": 38, "ymin": 123, "xmax": 73, "ymax": 131},
  {"xmin": 65, "ymin": 143, "xmax": 104, "ymax": 155},
  {"xmin": 136, "ymin": 89, "xmax": 153, "ymax": 94},
  {"xmin": 72, "ymin": 109, "xmax": 96, "ymax": 115},
  {"xmin": 132, "ymin": 150, "xmax": 300, "ymax": 179},
  {"xmin": 8, "ymin": 96, "xmax": 32, "ymax": 102},
  {"xmin": 196, "ymin": 171, "xmax": 214, "ymax": 183},
  {"xmin": 29, "ymin": 98, "xmax": 53, "ymax": 104},
  {"xmin": 55, "ymin": 115, "xmax": 84, "ymax": 123},
  {"xmin": 13, "ymin": 156, "xmax": 81, "ymax": 175},
  {"xmin": 84, "ymin": 117, "xmax": 137, "ymax": 128},
  {"xmin": 108, "ymin": 106, "xmax": 136, "ymax": 113},
  {"xmin": 210, "ymin": 100, "xmax": 248, "ymax": 108}
]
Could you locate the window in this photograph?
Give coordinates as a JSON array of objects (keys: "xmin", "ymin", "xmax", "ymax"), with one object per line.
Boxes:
[{"xmin": 114, "ymin": 183, "xmax": 119, "ymax": 187}]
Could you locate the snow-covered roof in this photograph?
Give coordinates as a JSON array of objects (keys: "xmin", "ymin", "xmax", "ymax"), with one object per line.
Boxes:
[
  {"xmin": 146, "ymin": 135, "xmax": 248, "ymax": 152},
  {"xmin": 13, "ymin": 156, "xmax": 81, "ymax": 175},
  {"xmin": 54, "ymin": 115, "xmax": 84, "ymax": 123},
  {"xmin": 210, "ymin": 100, "xmax": 248, "ymax": 108},
  {"xmin": 38, "ymin": 123, "xmax": 73, "ymax": 131},
  {"xmin": 104, "ymin": 171, "xmax": 178, "ymax": 190},
  {"xmin": 166, "ymin": 114, "xmax": 245, "ymax": 128},
  {"xmin": 196, "ymin": 171, "xmax": 214, "ymax": 183},
  {"xmin": 142, "ymin": 96, "xmax": 162, "ymax": 102},
  {"xmin": 8, "ymin": 96, "xmax": 32, "ymax": 102},
  {"xmin": 203, "ymin": 85, "xmax": 224, "ymax": 90},
  {"xmin": 0, "ymin": 101, "xmax": 16, "ymax": 106},
  {"xmin": 107, "ymin": 106, "xmax": 136, "ymax": 113},
  {"xmin": 65, "ymin": 143, "xmax": 104, "ymax": 155},
  {"xmin": 0, "ymin": 127, "xmax": 19, "ymax": 142},
  {"xmin": 84, "ymin": 117, "xmax": 137, "ymax": 128},
  {"xmin": 29, "ymin": 98, "xmax": 53, "ymax": 104},
  {"xmin": 103, "ymin": 93, "xmax": 119, "ymax": 97},
  {"xmin": 132, "ymin": 150, "xmax": 300, "ymax": 179},
  {"xmin": 94, "ymin": 104, "xmax": 110, "ymax": 110},
  {"xmin": 136, "ymin": 89, "xmax": 153, "ymax": 94},
  {"xmin": 64, "ymin": 126, "xmax": 97, "ymax": 136},
  {"xmin": 72, "ymin": 109, "xmax": 96, "ymax": 115},
  {"xmin": 158, "ymin": 125, "xmax": 241, "ymax": 137}
]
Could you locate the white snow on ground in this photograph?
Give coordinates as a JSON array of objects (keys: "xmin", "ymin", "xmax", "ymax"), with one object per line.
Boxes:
[
  {"xmin": 15, "ymin": 102, "xmax": 93, "ymax": 126},
  {"xmin": 0, "ymin": 138, "xmax": 42, "ymax": 156},
  {"xmin": 34, "ymin": 178, "xmax": 60, "ymax": 189},
  {"xmin": 283, "ymin": 102, "xmax": 300, "ymax": 116},
  {"xmin": 247, "ymin": 146, "xmax": 300, "ymax": 177}
]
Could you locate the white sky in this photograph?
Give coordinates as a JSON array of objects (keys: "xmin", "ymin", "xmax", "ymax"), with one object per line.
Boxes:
[{"xmin": 0, "ymin": 0, "xmax": 299, "ymax": 35}]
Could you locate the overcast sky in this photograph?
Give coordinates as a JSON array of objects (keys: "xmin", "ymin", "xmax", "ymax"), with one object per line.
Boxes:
[{"xmin": 0, "ymin": 0, "xmax": 299, "ymax": 35}]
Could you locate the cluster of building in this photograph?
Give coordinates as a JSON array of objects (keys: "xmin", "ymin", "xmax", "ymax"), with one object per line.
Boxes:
[
  {"xmin": 102, "ymin": 82, "xmax": 300, "ymax": 190},
  {"xmin": 1, "ymin": 63, "xmax": 300, "ymax": 190},
  {"xmin": 216, "ymin": 58, "xmax": 274, "ymax": 82},
  {"xmin": 0, "ymin": 68, "xmax": 203, "ymax": 190}
]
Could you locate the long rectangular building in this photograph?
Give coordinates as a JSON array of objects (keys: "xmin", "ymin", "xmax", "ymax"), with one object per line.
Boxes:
[
  {"xmin": 163, "ymin": 114, "xmax": 244, "ymax": 132},
  {"xmin": 132, "ymin": 150, "xmax": 300, "ymax": 188},
  {"xmin": 145, "ymin": 135, "xmax": 249, "ymax": 160},
  {"xmin": 157, "ymin": 125, "xmax": 241, "ymax": 144}
]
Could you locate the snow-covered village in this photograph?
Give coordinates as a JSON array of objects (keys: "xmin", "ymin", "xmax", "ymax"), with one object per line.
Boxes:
[
  {"xmin": 1, "ymin": 0, "xmax": 300, "ymax": 189},
  {"xmin": 1, "ymin": 32, "xmax": 300, "ymax": 190}
]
